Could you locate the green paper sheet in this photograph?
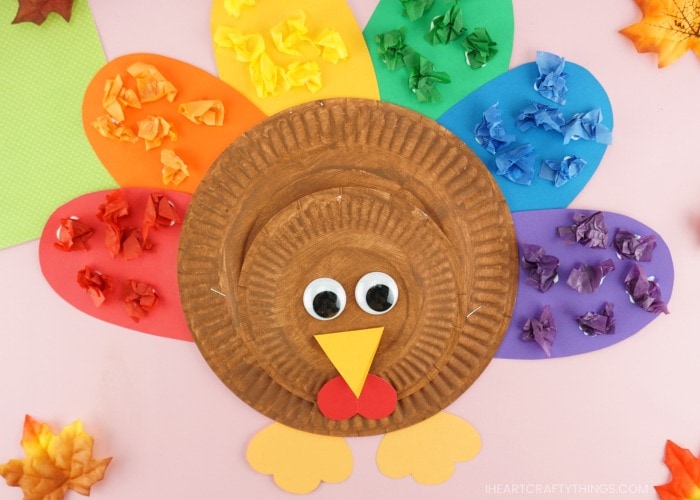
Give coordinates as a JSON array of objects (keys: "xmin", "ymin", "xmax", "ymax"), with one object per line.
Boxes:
[
  {"xmin": 0, "ymin": 0, "xmax": 117, "ymax": 249},
  {"xmin": 364, "ymin": 0, "xmax": 514, "ymax": 119}
]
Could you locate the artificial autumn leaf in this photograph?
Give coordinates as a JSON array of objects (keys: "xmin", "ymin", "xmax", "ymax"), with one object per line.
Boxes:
[
  {"xmin": 12, "ymin": 0, "xmax": 74, "ymax": 25},
  {"xmin": 0, "ymin": 415, "xmax": 111, "ymax": 499},
  {"xmin": 655, "ymin": 439, "xmax": 700, "ymax": 499},
  {"xmin": 620, "ymin": 0, "xmax": 700, "ymax": 67}
]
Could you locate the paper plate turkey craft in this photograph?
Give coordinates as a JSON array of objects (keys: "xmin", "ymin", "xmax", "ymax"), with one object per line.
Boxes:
[
  {"xmin": 177, "ymin": 98, "xmax": 518, "ymax": 491},
  {"xmin": 30, "ymin": 0, "xmax": 677, "ymax": 495}
]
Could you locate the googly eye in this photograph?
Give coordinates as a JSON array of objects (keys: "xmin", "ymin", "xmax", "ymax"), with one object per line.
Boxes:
[
  {"xmin": 355, "ymin": 272, "xmax": 398, "ymax": 315},
  {"xmin": 303, "ymin": 278, "xmax": 346, "ymax": 320}
]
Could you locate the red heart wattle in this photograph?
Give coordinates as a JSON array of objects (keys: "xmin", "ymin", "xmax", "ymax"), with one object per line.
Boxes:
[{"xmin": 317, "ymin": 375, "xmax": 397, "ymax": 420}]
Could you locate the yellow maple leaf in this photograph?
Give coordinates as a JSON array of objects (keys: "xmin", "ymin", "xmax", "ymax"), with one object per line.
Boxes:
[
  {"xmin": 0, "ymin": 415, "xmax": 112, "ymax": 499},
  {"xmin": 620, "ymin": 0, "xmax": 700, "ymax": 67}
]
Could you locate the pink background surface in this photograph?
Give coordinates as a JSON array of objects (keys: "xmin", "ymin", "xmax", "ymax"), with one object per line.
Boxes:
[{"xmin": 1, "ymin": 1, "xmax": 699, "ymax": 498}]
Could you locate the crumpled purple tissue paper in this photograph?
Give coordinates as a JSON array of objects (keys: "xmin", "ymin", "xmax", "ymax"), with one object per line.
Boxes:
[
  {"xmin": 566, "ymin": 259, "xmax": 615, "ymax": 293},
  {"xmin": 522, "ymin": 304, "xmax": 557, "ymax": 357},
  {"xmin": 521, "ymin": 242, "xmax": 560, "ymax": 292},
  {"xmin": 576, "ymin": 302, "xmax": 616, "ymax": 336},
  {"xmin": 624, "ymin": 262, "xmax": 669, "ymax": 314},
  {"xmin": 558, "ymin": 211, "xmax": 609, "ymax": 249},
  {"xmin": 614, "ymin": 229, "xmax": 657, "ymax": 262}
]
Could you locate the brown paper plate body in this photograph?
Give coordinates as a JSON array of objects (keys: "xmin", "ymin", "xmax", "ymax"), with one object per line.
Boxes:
[{"xmin": 178, "ymin": 98, "xmax": 518, "ymax": 437}]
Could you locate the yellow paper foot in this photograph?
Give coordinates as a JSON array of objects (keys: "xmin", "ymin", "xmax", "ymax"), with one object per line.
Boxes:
[
  {"xmin": 247, "ymin": 422, "xmax": 353, "ymax": 494},
  {"xmin": 376, "ymin": 412, "xmax": 481, "ymax": 485}
]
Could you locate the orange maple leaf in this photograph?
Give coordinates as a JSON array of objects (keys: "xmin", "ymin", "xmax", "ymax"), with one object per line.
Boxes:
[
  {"xmin": 620, "ymin": 0, "xmax": 700, "ymax": 67},
  {"xmin": 0, "ymin": 415, "xmax": 112, "ymax": 500},
  {"xmin": 655, "ymin": 440, "xmax": 700, "ymax": 500}
]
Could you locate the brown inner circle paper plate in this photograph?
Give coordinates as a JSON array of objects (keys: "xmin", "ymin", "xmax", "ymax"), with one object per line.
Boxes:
[{"xmin": 177, "ymin": 98, "xmax": 519, "ymax": 437}]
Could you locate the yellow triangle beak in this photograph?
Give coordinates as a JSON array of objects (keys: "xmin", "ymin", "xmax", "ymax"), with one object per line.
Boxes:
[{"xmin": 314, "ymin": 327, "xmax": 384, "ymax": 398}]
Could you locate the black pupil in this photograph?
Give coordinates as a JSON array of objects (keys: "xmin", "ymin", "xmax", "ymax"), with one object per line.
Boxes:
[
  {"xmin": 313, "ymin": 291, "xmax": 340, "ymax": 318},
  {"xmin": 366, "ymin": 284, "xmax": 392, "ymax": 312}
]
